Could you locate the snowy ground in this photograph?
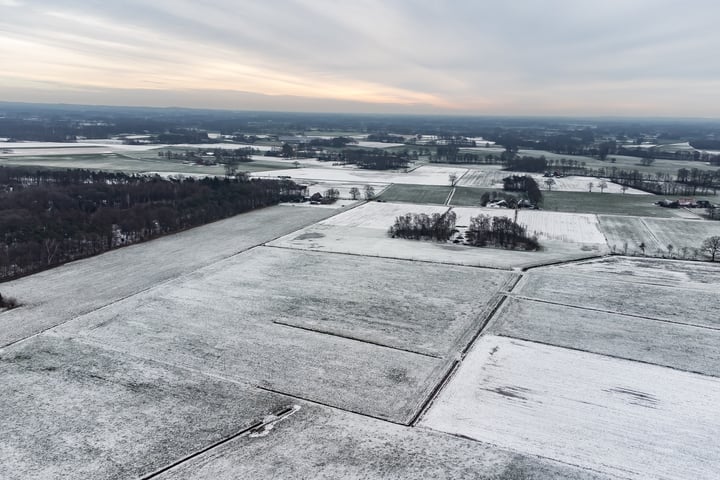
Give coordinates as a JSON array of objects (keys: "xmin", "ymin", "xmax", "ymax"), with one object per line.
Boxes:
[
  {"xmin": 421, "ymin": 335, "xmax": 720, "ymax": 480},
  {"xmin": 600, "ymin": 215, "xmax": 720, "ymax": 257},
  {"xmin": 488, "ymin": 297, "xmax": 720, "ymax": 376},
  {"xmin": 456, "ymin": 169, "xmax": 649, "ymax": 194},
  {"xmin": 0, "ymin": 206, "xmax": 334, "ymax": 347},
  {"xmin": 270, "ymin": 202, "xmax": 607, "ymax": 269},
  {"xmin": 252, "ymin": 165, "xmax": 468, "ymax": 186},
  {"xmin": 155, "ymin": 401, "xmax": 608, "ymax": 480},
  {"xmin": 515, "ymin": 269, "xmax": 719, "ymax": 328}
]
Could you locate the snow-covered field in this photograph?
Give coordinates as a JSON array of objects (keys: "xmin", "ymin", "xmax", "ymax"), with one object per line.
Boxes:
[
  {"xmin": 269, "ymin": 202, "xmax": 607, "ymax": 269},
  {"xmin": 421, "ymin": 335, "xmax": 720, "ymax": 480},
  {"xmin": 489, "ymin": 297, "xmax": 720, "ymax": 377},
  {"xmin": 457, "ymin": 169, "xmax": 650, "ymax": 194},
  {"xmin": 515, "ymin": 269, "xmax": 720, "ymax": 328},
  {"xmin": 54, "ymin": 247, "xmax": 453, "ymax": 422},
  {"xmin": 0, "ymin": 141, "xmax": 164, "ymax": 155},
  {"xmin": 533, "ymin": 175, "xmax": 650, "ymax": 194},
  {"xmin": 0, "ymin": 206, "xmax": 333, "ymax": 348},
  {"xmin": 252, "ymin": 165, "xmax": 468, "ymax": 186},
  {"xmin": 352, "ymin": 141, "xmax": 406, "ymax": 149},
  {"xmin": 600, "ymin": 215, "xmax": 720, "ymax": 256},
  {"xmin": 322, "ymin": 202, "xmax": 608, "ymax": 245}
]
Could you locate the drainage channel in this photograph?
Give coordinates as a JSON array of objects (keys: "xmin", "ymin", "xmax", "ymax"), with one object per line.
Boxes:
[{"xmin": 140, "ymin": 405, "xmax": 300, "ymax": 479}]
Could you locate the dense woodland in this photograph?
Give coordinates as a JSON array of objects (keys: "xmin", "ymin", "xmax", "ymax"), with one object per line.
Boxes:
[{"xmin": 0, "ymin": 167, "xmax": 304, "ymax": 280}]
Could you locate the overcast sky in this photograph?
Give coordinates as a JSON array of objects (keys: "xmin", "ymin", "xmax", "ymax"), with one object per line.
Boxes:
[{"xmin": 1, "ymin": 0, "xmax": 719, "ymax": 116}]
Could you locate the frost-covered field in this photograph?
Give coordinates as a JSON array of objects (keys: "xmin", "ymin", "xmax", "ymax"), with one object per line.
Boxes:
[
  {"xmin": 600, "ymin": 215, "xmax": 720, "ymax": 256},
  {"xmin": 55, "ymin": 246, "xmax": 501, "ymax": 422},
  {"xmin": 514, "ymin": 269, "xmax": 720, "ymax": 327},
  {"xmin": 0, "ymin": 335, "xmax": 290, "ymax": 480},
  {"xmin": 253, "ymin": 165, "xmax": 468, "ymax": 186},
  {"xmin": 270, "ymin": 202, "xmax": 607, "ymax": 268},
  {"xmin": 156, "ymin": 401, "xmax": 608, "ymax": 480},
  {"xmin": 488, "ymin": 297, "xmax": 720, "ymax": 376},
  {"xmin": 421, "ymin": 335, "xmax": 720, "ymax": 480},
  {"xmin": 555, "ymin": 256, "xmax": 720, "ymax": 287},
  {"xmin": 0, "ymin": 206, "xmax": 333, "ymax": 347},
  {"xmin": 353, "ymin": 141, "xmax": 406, "ymax": 149},
  {"xmin": 0, "ymin": 141, "xmax": 165, "ymax": 155},
  {"xmin": 456, "ymin": 169, "xmax": 649, "ymax": 194}
]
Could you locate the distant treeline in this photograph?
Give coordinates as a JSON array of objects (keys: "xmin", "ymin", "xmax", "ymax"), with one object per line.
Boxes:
[
  {"xmin": 502, "ymin": 175, "xmax": 543, "ymax": 205},
  {"xmin": 0, "ymin": 167, "xmax": 304, "ymax": 281},
  {"xmin": 318, "ymin": 149, "xmax": 410, "ymax": 170}
]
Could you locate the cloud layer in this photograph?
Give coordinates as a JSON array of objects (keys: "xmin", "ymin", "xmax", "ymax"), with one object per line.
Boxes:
[{"xmin": 1, "ymin": 0, "xmax": 719, "ymax": 115}]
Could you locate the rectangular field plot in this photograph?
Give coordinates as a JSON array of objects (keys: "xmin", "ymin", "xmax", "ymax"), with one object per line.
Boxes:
[
  {"xmin": 599, "ymin": 215, "xmax": 720, "ymax": 257},
  {"xmin": 421, "ymin": 335, "xmax": 720, "ymax": 480},
  {"xmin": 270, "ymin": 202, "xmax": 607, "ymax": 269},
  {"xmin": 55, "ymin": 247, "xmax": 506, "ymax": 422},
  {"xmin": 252, "ymin": 165, "xmax": 467, "ymax": 186},
  {"xmin": 0, "ymin": 336, "xmax": 290, "ymax": 480},
  {"xmin": 515, "ymin": 270, "xmax": 720, "ymax": 328},
  {"xmin": 156, "ymin": 401, "xmax": 610, "ymax": 480},
  {"xmin": 488, "ymin": 298, "xmax": 720, "ymax": 376},
  {"xmin": 548, "ymin": 256, "xmax": 720, "ymax": 288},
  {"xmin": 377, "ymin": 184, "xmax": 453, "ymax": 204},
  {"xmin": 542, "ymin": 191, "xmax": 682, "ymax": 217}
]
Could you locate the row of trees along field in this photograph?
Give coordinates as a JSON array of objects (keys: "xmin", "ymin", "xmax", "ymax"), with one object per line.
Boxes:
[
  {"xmin": 0, "ymin": 167, "xmax": 304, "ymax": 281},
  {"xmin": 317, "ymin": 149, "xmax": 410, "ymax": 169},
  {"xmin": 388, "ymin": 209, "xmax": 539, "ymax": 250}
]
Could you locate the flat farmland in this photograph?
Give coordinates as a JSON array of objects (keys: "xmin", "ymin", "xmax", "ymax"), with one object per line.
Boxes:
[
  {"xmin": 156, "ymin": 400, "xmax": 611, "ymax": 480},
  {"xmin": 55, "ymin": 247, "xmax": 506, "ymax": 422},
  {"xmin": 514, "ymin": 270, "xmax": 720, "ymax": 328},
  {"xmin": 0, "ymin": 335, "xmax": 290, "ymax": 480},
  {"xmin": 421, "ymin": 335, "xmax": 720, "ymax": 480},
  {"xmin": 556, "ymin": 256, "xmax": 720, "ymax": 287},
  {"xmin": 378, "ymin": 184, "xmax": 453, "ymax": 204},
  {"xmin": 488, "ymin": 297, "xmax": 720, "ymax": 376},
  {"xmin": 0, "ymin": 205, "xmax": 335, "ymax": 347},
  {"xmin": 252, "ymin": 165, "xmax": 468, "ymax": 186},
  {"xmin": 542, "ymin": 191, "xmax": 682, "ymax": 217},
  {"xmin": 270, "ymin": 202, "xmax": 607, "ymax": 269},
  {"xmin": 599, "ymin": 215, "xmax": 720, "ymax": 256},
  {"xmin": 449, "ymin": 186, "xmax": 493, "ymax": 206}
]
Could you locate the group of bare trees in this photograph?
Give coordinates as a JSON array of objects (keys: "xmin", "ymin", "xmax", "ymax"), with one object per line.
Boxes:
[
  {"xmin": 388, "ymin": 210, "xmax": 457, "ymax": 241},
  {"xmin": 464, "ymin": 214, "xmax": 539, "ymax": 250}
]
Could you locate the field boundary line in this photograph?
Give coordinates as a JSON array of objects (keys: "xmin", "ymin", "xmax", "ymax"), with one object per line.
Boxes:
[
  {"xmin": 413, "ymin": 425, "xmax": 635, "ymax": 480},
  {"xmin": 445, "ymin": 187, "xmax": 456, "ymax": 205},
  {"xmin": 1, "ymin": 209, "xmax": 340, "ymax": 350},
  {"xmin": 273, "ymin": 321, "xmax": 441, "ymax": 359},
  {"xmin": 494, "ymin": 333, "xmax": 720, "ymax": 380},
  {"xmin": 521, "ymin": 267, "xmax": 720, "ymax": 292},
  {"xmin": 409, "ymin": 360, "xmax": 460, "ymax": 427},
  {"xmin": 262, "ymin": 244, "xmax": 514, "ymax": 271},
  {"xmin": 139, "ymin": 407, "xmax": 297, "ymax": 480},
  {"xmin": 639, "ymin": 217, "xmax": 663, "ymax": 250},
  {"xmin": 507, "ymin": 295, "xmax": 720, "ymax": 332},
  {"xmin": 255, "ymin": 385, "xmax": 410, "ymax": 426}
]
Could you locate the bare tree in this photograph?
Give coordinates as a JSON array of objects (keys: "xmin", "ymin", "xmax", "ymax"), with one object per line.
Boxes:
[
  {"xmin": 449, "ymin": 173, "xmax": 458, "ymax": 186},
  {"xmin": 598, "ymin": 180, "xmax": 608, "ymax": 193},
  {"xmin": 363, "ymin": 185, "xmax": 376, "ymax": 200},
  {"xmin": 587, "ymin": 181, "xmax": 594, "ymax": 192},
  {"xmin": 701, "ymin": 236, "xmax": 720, "ymax": 261},
  {"xmin": 349, "ymin": 187, "xmax": 361, "ymax": 200},
  {"xmin": 544, "ymin": 178, "xmax": 555, "ymax": 191}
]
